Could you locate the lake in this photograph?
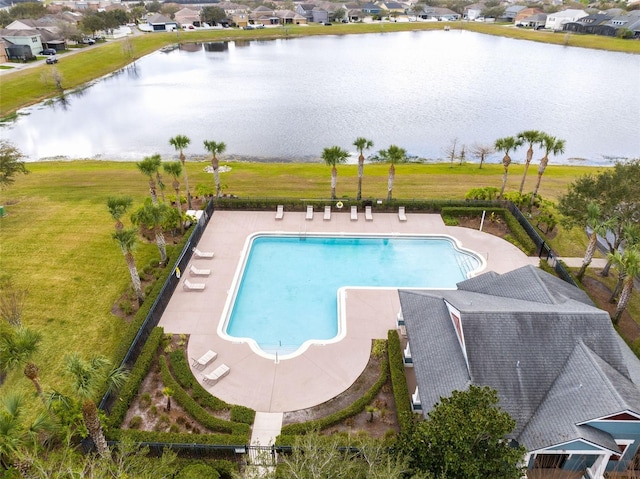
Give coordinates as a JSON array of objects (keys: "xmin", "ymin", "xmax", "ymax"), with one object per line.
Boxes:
[{"xmin": 2, "ymin": 30, "xmax": 639, "ymax": 165}]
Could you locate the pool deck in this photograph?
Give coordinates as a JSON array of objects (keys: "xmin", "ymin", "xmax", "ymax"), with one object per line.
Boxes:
[{"xmin": 159, "ymin": 210, "xmax": 538, "ymax": 413}]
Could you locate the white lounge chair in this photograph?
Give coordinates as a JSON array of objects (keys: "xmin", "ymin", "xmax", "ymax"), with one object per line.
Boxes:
[
  {"xmin": 189, "ymin": 264, "xmax": 211, "ymax": 276},
  {"xmin": 398, "ymin": 206, "xmax": 407, "ymax": 222},
  {"xmin": 193, "ymin": 248, "xmax": 214, "ymax": 259},
  {"xmin": 192, "ymin": 350, "xmax": 217, "ymax": 370},
  {"xmin": 365, "ymin": 205, "xmax": 373, "ymax": 221},
  {"xmin": 275, "ymin": 204, "xmax": 284, "ymax": 220},
  {"xmin": 203, "ymin": 363, "xmax": 230, "ymax": 384},
  {"xmin": 323, "ymin": 205, "xmax": 331, "ymax": 221},
  {"xmin": 350, "ymin": 206, "xmax": 358, "ymax": 221},
  {"xmin": 306, "ymin": 205, "xmax": 314, "ymax": 220},
  {"xmin": 183, "ymin": 279, "xmax": 206, "ymax": 291}
]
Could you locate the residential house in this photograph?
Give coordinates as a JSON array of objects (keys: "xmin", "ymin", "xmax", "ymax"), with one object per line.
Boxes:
[
  {"xmin": 378, "ymin": 1, "xmax": 406, "ymax": 15},
  {"xmin": 361, "ymin": 2, "xmax": 382, "ymax": 16},
  {"xmin": 399, "ymin": 265, "xmax": 640, "ymax": 478},
  {"xmin": 464, "ymin": 2, "xmax": 485, "ymax": 20},
  {"xmin": 0, "ymin": 28, "xmax": 44, "ymax": 57},
  {"xmin": 563, "ymin": 13, "xmax": 612, "ymax": 33},
  {"xmin": 275, "ymin": 10, "xmax": 307, "ymax": 25},
  {"xmin": 518, "ymin": 13, "xmax": 547, "ymax": 29},
  {"xmin": 514, "ymin": 7, "xmax": 544, "ymax": 25},
  {"xmin": 174, "ymin": 7, "xmax": 201, "ymax": 28},
  {"xmin": 295, "ymin": 4, "xmax": 315, "ymax": 22},
  {"xmin": 5, "ymin": 19, "xmax": 67, "ymax": 51},
  {"xmin": 501, "ymin": 5, "xmax": 525, "ymax": 22},
  {"xmin": 545, "ymin": 9, "xmax": 588, "ymax": 31},
  {"xmin": 219, "ymin": 2, "xmax": 249, "ymax": 27},
  {"xmin": 598, "ymin": 12, "xmax": 640, "ymax": 37},
  {"xmin": 146, "ymin": 14, "xmax": 179, "ymax": 32},
  {"xmin": 250, "ymin": 6, "xmax": 281, "ymax": 25}
]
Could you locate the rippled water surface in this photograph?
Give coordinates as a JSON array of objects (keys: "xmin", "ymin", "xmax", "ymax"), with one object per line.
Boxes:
[{"xmin": 2, "ymin": 30, "xmax": 639, "ymax": 164}]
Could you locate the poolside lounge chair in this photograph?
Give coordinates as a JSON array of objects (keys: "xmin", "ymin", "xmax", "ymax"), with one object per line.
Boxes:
[
  {"xmin": 398, "ymin": 206, "xmax": 407, "ymax": 222},
  {"xmin": 323, "ymin": 205, "xmax": 331, "ymax": 221},
  {"xmin": 275, "ymin": 204, "xmax": 284, "ymax": 220},
  {"xmin": 183, "ymin": 279, "xmax": 206, "ymax": 291},
  {"xmin": 365, "ymin": 205, "xmax": 373, "ymax": 221},
  {"xmin": 193, "ymin": 248, "xmax": 214, "ymax": 259},
  {"xmin": 203, "ymin": 363, "xmax": 230, "ymax": 384},
  {"xmin": 192, "ymin": 350, "xmax": 217, "ymax": 370},
  {"xmin": 306, "ymin": 205, "xmax": 314, "ymax": 220},
  {"xmin": 189, "ymin": 264, "xmax": 211, "ymax": 276},
  {"xmin": 350, "ymin": 206, "xmax": 358, "ymax": 221}
]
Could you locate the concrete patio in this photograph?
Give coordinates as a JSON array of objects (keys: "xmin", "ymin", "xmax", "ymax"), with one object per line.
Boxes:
[{"xmin": 159, "ymin": 209, "xmax": 538, "ymax": 413}]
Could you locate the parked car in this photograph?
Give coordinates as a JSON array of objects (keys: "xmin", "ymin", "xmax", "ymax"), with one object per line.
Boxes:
[
  {"xmin": 323, "ymin": 22, "xmax": 333, "ymax": 26},
  {"xmin": 40, "ymin": 48, "xmax": 57, "ymax": 55},
  {"xmin": 82, "ymin": 38, "xmax": 95, "ymax": 45},
  {"xmin": 46, "ymin": 56, "xmax": 58, "ymax": 64},
  {"xmin": 243, "ymin": 25, "xmax": 254, "ymax": 30}
]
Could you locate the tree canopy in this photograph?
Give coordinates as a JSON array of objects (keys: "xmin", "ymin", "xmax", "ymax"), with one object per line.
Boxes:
[
  {"xmin": 399, "ymin": 385, "xmax": 526, "ymax": 479},
  {"xmin": 0, "ymin": 141, "xmax": 28, "ymax": 192}
]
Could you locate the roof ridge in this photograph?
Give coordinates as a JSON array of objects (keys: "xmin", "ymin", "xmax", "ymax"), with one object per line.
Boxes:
[{"xmin": 580, "ymin": 342, "xmax": 629, "ymax": 408}]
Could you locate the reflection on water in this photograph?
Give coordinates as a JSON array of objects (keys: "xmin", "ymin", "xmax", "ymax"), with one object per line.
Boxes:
[{"xmin": 1, "ymin": 31, "xmax": 639, "ymax": 164}]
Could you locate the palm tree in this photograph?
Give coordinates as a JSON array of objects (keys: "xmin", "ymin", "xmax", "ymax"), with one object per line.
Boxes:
[
  {"xmin": 168, "ymin": 135, "xmax": 192, "ymax": 209},
  {"xmin": 136, "ymin": 154, "xmax": 162, "ymax": 205},
  {"xmin": 494, "ymin": 136, "xmax": 522, "ymax": 198},
  {"xmin": 130, "ymin": 198, "xmax": 171, "ymax": 266},
  {"xmin": 377, "ymin": 145, "xmax": 407, "ymax": 201},
  {"xmin": 516, "ymin": 130, "xmax": 542, "ymax": 194},
  {"xmin": 608, "ymin": 247, "xmax": 640, "ymax": 325},
  {"xmin": 0, "ymin": 327, "xmax": 44, "ymax": 398},
  {"xmin": 321, "ymin": 146, "xmax": 349, "ymax": 200},
  {"xmin": 576, "ymin": 202, "xmax": 614, "ymax": 282},
  {"xmin": 162, "ymin": 386, "xmax": 174, "ymax": 412},
  {"xmin": 609, "ymin": 223, "xmax": 640, "ymax": 302},
  {"xmin": 0, "ymin": 393, "xmax": 53, "ymax": 470},
  {"xmin": 353, "ymin": 137, "xmax": 373, "ymax": 201},
  {"xmin": 532, "ymin": 134, "xmax": 565, "ymax": 200},
  {"xmin": 163, "ymin": 161, "xmax": 184, "ymax": 234},
  {"xmin": 203, "ymin": 140, "xmax": 227, "ymax": 198},
  {"xmin": 106, "ymin": 196, "xmax": 133, "ymax": 232},
  {"xmin": 62, "ymin": 353, "xmax": 128, "ymax": 457},
  {"xmin": 112, "ymin": 228, "xmax": 144, "ymax": 304}
]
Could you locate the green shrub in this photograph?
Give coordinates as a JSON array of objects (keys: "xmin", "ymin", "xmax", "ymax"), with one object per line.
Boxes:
[
  {"xmin": 230, "ymin": 405, "xmax": 255, "ymax": 425},
  {"xmin": 176, "ymin": 464, "xmax": 220, "ymax": 479},
  {"xmin": 159, "ymin": 355, "xmax": 250, "ymax": 437},
  {"xmin": 113, "ymin": 429, "xmax": 248, "ymax": 446},
  {"xmin": 387, "ymin": 330, "xmax": 412, "ymax": 431},
  {"xmin": 128, "ymin": 416, "xmax": 142, "ymax": 429},
  {"xmin": 169, "ymin": 349, "xmax": 230, "ymax": 411},
  {"xmin": 442, "ymin": 215, "xmax": 458, "ymax": 226},
  {"xmin": 107, "ymin": 327, "xmax": 164, "ymax": 430},
  {"xmin": 371, "ymin": 339, "xmax": 386, "ymax": 358},
  {"xmin": 139, "ymin": 392, "xmax": 152, "ymax": 409}
]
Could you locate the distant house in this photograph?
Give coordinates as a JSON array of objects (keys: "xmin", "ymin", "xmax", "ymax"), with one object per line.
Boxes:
[
  {"xmin": 250, "ymin": 6, "xmax": 281, "ymax": 25},
  {"xmin": 378, "ymin": 1, "xmax": 405, "ymax": 15},
  {"xmin": 361, "ymin": 2, "xmax": 382, "ymax": 16},
  {"xmin": 0, "ymin": 28, "xmax": 43, "ymax": 57},
  {"xmin": 514, "ymin": 7, "xmax": 545, "ymax": 25},
  {"xmin": 501, "ymin": 5, "xmax": 525, "ymax": 22},
  {"xmin": 563, "ymin": 13, "xmax": 612, "ymax": 33},
  {"xmin": 597, "ymin": 12, "xmax": 640, "ymax": 37},
  {"xmin": 5, "ymin": 19, "xmax": 66, "ymax": 52},
  {"xmin": 295, "ymin": 4, "xmax": 315, "ymax": 22},
  {"xmin": 464, "ymin": 2, "xmax": 485, "ymax": 20},
  {"xmin": 518, "ymin": 12, "xmax": 547, "ymax": 29},
  {"xmin": 174, "ymin": 7, "xmax": 201, "ymax": 28},
  {"xmin": 545, "ymin": 9, "xmax": 588, "ymax": 31},
  {"xmin": 147, "ymin": 14, "xmax": 178, "ymax": 32},
  {"xmin": 400, "ymin": 265, "xmax": 640, "ymax": 478}
]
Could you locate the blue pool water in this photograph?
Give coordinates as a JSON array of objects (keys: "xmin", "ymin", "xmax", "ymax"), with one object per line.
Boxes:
[{"xmin": 225, "ymin": 235, "xmax": 481, "ymax": 355}]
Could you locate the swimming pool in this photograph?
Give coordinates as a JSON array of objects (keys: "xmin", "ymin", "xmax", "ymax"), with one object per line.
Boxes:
[{"xmin": 219, "ymin": 233, "xmax": 484, "ymax": 359}]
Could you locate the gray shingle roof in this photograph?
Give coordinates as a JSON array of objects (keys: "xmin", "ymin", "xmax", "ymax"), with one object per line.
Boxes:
[{"xmin": 400, "ymin": 266, "xmax": 640, "ymax": 453}]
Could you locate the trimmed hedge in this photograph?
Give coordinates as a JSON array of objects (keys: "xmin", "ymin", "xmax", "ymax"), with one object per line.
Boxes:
[
  {"xmin": 169, "ymin": 350, "xmax": 230, "ymax": 412},
  {"xmin": 279, "ymin": 344, "xmax": 390, "ymax": 437},
  {"xmin": 168, "ymin": 349, "xmax": 255, "ymax": 425},
  {"xmin": 387, "ymin": 330, "xmax": 412, "ymax": 431},
  {"xmin": 212, "ymin": 197, "xmax": 498, "ymax": 213},
  {"xmin": 107, "ymin": 327, "xmax": 165, "ymax": 430},
  {"xmin": 159, "ymin": 356, "xmax": 251, "ymax": 437},
  {"xmin": 113, "ymin": 428, "xmax": 248, "ymax": 446},
  {"xmin": 440, "ymin": 206, "xmax": 537, "ymax": 255}
]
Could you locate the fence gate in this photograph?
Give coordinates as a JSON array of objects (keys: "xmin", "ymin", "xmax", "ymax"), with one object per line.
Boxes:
[{"xmin": 247, "ymin": 445, "xmax": 277, "ymax": 466}]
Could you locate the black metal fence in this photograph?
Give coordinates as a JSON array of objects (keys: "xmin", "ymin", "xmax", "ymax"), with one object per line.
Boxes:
[
  {"xmin": 99, "ymin": 199, "xmax": 215, "ymax": 413},
  {"xmin": 98, "ymin": 197, "xmax": 576, "ymax": 453},
  {"xmin": 504, "ymin": 201, "xmax": 577, "ymax": 287}
]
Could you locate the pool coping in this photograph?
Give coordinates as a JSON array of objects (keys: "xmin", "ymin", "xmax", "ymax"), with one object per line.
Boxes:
[
  {"xmin": 217, "ymin": 231, "xmax": 487, "ymax": 362},
  {"xmin": 159, "ymin": 210, "xmax": 538, "ymax": 413}
]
